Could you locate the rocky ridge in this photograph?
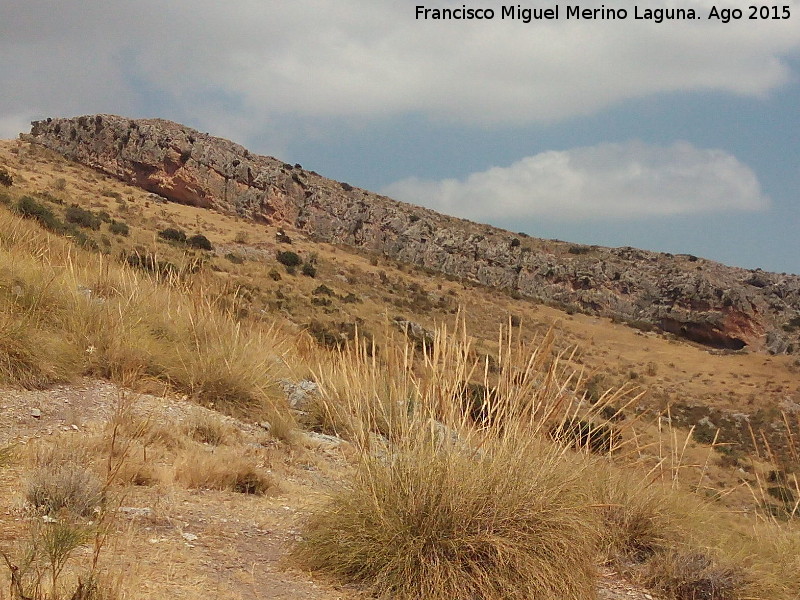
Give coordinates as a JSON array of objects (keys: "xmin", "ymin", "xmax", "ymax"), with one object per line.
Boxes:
[{"xmin": 23, "ymin": 114, "xmax": 800, "ymax": 354}]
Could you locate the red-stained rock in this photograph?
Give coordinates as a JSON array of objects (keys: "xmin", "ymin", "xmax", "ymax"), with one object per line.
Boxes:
[{"xmin": 23, "ymin": 114, "xmax": 800, "ymax": 354}]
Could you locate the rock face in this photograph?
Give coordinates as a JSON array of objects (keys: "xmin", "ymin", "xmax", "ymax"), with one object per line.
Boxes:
[{"xmin": 23, "ymin": 114, "xmax": 800, "ymax": 353}]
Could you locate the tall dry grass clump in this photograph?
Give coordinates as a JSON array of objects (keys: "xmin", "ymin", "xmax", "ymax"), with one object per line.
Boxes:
[
  {"xmin": 295, "ymin": 434, "xmax": 598, "ymax": 600},
  {"xmin": 297, "ymin": 321, "xmax": 800, "ymax": 599},
  {"xmin": 294, "ymin": 323, "xmax": 616, "ymax": 600},
  {"xmin": 0, "ymin": 206, "xmax": 295, "ymax": 424}
]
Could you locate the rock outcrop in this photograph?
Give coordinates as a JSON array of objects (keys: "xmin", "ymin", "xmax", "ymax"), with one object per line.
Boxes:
[{"xmin": 23, "ymin": 115, "xmax": 800, "ymax": 353}]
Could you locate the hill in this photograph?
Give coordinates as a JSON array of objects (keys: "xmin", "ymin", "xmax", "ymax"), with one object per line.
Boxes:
[
  {"xmin": 0, "ymin": 121, "xmax": 798, "ymax": 600},
  {"xmin": 22, "ymin": 114, "xmax": 800, "ymax": 355}
]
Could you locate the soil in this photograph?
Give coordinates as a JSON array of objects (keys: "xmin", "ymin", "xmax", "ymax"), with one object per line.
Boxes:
[{"xmin": 0, "ymin": 379, "xmax": 661, "ymax": 599}]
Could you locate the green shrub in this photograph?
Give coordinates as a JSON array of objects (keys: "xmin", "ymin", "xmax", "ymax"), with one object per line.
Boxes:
[
  {"xmin": 301, "ymin": 262, "xmax": 317, "ymax": 277},
  {"xmin": 109, "ymin": 220, "xmax": 129, "ymax": 236},
  {"xmin": 65, "ymin": 205, "xmax": 101, "ymax": 230},
  {"xmin": 313, "ymin": 285, "xmax": 335, "ymax": 297},
  {"xmin": 276, "ymin": 250, "xmax": 302, "ymax": 268},
  {"xmin": 0, "ymin": 167, "xmax": 12, "ymax": 186},
  {"xmin": 16, "ymin": 196, "xmax": 64, "ymax": 232},
  {"xmin": 158, "ymin": 227, "xmax": 187, "ymax": 243},
  {"xmin": 568, "ymin": 245, "xmax": 590, "ymax": 255},
  {"xmin": 187, "ymin": 233, "xmax": 213, "ymax": 251}
]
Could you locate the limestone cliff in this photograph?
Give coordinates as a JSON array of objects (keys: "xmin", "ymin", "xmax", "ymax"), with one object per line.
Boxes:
[{"xmin": 23, "ymin": 114, "xmax": 800, "ymax": 353}]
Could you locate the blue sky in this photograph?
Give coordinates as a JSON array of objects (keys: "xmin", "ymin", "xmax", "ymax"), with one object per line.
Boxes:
[{"xmin": 1, "ymin": 1, "xmax": 799, "ymax": 273}]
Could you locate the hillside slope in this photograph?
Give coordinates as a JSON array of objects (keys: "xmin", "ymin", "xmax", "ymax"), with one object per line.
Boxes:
[
  {"xmin": 1, "ymin": 132, "xmax": 799, "ymax": 600},
  {"xmin": 22, "ymin": 114, "xmax": 800, "ymax": 354}
]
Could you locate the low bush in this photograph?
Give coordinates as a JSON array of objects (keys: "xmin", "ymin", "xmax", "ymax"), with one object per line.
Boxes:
[
  {"xmin": 568, "ymin": 245, "xmax": 590, "ymax": 255},
  {"xmin": 25, "ymin": 447, "xmax": 103, "ymax": 516},
  {"xmin": 65, "ymin": 205, "xmax": 101, "ymax": 230},
  {"xmin": 16, "ymin": 196, "xmax": 64, "ymax": 232},
  {"xmin": 108, "ymin": 220, "xmax": 129, "ymax": 236},
  {"xmin": 187, "ymin": 233, "xmax": 213, "ymax": 251},
  {"xmin": 0, "ymin": 167, "xmax": 12, "ymax": 186},
  {"xmin": 301, "ymin": 262, "xmax": 317, "ymax": 277},
  {"xmin": 158, "ymin": 227, "xmax": 187, "ymax": 243},
  {"xmin": 276, "ymin": 250, "xmax": 302, "ymax": 268}
]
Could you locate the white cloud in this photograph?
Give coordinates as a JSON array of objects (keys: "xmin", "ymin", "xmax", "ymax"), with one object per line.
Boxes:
[
  {"xmin": 381, "ymin": 141, "xmax": 770, "ymax": 220},
  {"xmin": 0, "ymin": 113, "xmax": 36, "ymax": 139},
  {"xmin": 0, "ymin": 1, "xmax": 799, "ymax": 133}
]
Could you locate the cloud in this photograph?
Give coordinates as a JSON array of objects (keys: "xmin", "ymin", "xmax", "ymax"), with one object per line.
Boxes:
[
  {"xmin": 381, "ymin": 141, "xmax": 770, "ymax": 220},
  {"xmin": 0, "ymin": 113, "xmax": 36, "ymax": 140},
  {"xmin": 0, "ymin": 1, "xmax": 799, "ymax": 134}
]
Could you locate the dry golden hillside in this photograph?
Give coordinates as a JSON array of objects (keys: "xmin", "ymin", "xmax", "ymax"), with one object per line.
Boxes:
[{"xmin": 0, "ymin": 137, "xmax": 798, "ymax": 600}]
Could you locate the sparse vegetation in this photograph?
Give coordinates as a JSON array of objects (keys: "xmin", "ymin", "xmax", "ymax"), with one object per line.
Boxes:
[
  {"xmin": 187, "ymin": 233, "xmax": 213, "ymax": 250},
  {"xmin": 2, "ymin": 137, "xmax": 800, "ymax": 600},
  {"xmin": 0, "ymin": 166, "xmax": 12, "ymax": 186},
  {"xmin": 276, "ymin": 250, "xmax": 302, "ymax": 268},
  {"xmin": 158, "ymin": 227, "xmax": 187, "ymax": 243},
  {"xmin": 65, "ymin": 205, "xmax": 101, "ymax": 230},
  {"xmin": 108, "ymin": 219, "xmax": 129, "ymax": 236}
]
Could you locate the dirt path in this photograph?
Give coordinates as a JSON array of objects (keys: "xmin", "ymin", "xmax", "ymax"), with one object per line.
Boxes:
[{"xmin": 1, "ymin": 379, "xmax": 660, "ymax": 600}]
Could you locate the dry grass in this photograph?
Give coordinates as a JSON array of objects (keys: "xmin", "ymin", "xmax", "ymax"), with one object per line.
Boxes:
[
  {"xmin": 173, "ymin": 446, "xmax": 274, "ymax": 495},
  {"xmin": 25, "ymin": 445, "xmax": 104, "ymax": 517},
  {"xmin": 296, "ymin": 440, "xmax": 597, "ymax": 600},
  {"xmin": 0, "ymin": 206, "xmax": 295, "ymax": 426},
  {"xmin": 296, "ymin": 323, "xmax": 800, "ymax": 600},
  {"xmin": 3, "ymin": 145, "xmax": 800, "ymax": 599},
  {"xmin": 184, "ymin": 410, "xmax": 240, "ymax": 446},
  {"xmin": 294, "ymin": 324, "xmax": 618, "ymax": 600}
]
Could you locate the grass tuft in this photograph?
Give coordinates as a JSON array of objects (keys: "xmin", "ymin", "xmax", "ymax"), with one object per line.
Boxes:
[
  {"xmin": 295, "ymin": 440, "xmax": 598, "ymax": 600},
  {"xmin": 25, "ymin": 446, "xmax": 104, "ymax": 517}
]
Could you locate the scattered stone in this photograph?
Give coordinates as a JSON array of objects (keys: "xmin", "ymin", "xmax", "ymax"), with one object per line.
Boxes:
[
  {"xmin": 30, "ymin": 408, "xmax": 41, "ymax": 419},
  {"xmin": 301, "ymin": 431, "xmax": 346, "ymax": 450},
  {"xmin": 392, "ymin": 317, "xmax": 435, "ymax": 350},
  {"xmin": 181, "ymin": 532, "xmax": 198, "ymax": 542},
  {"xmin": 119, "ymin": 507, "xmax": 153, "ymax": 518},
  {"xmin": 280, "ymin": 379, "xmax": 319, "ymax": 411}
]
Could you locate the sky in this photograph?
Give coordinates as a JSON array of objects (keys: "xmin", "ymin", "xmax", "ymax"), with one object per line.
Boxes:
[{"xmin": 1, "ymin": 1, "xmax": 799, "ymax": 273}]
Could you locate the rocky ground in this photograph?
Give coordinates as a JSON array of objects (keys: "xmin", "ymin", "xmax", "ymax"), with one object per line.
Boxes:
[{"xmin": 0, "ymin": 379, "xmax": 661, "ymax": 599}]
